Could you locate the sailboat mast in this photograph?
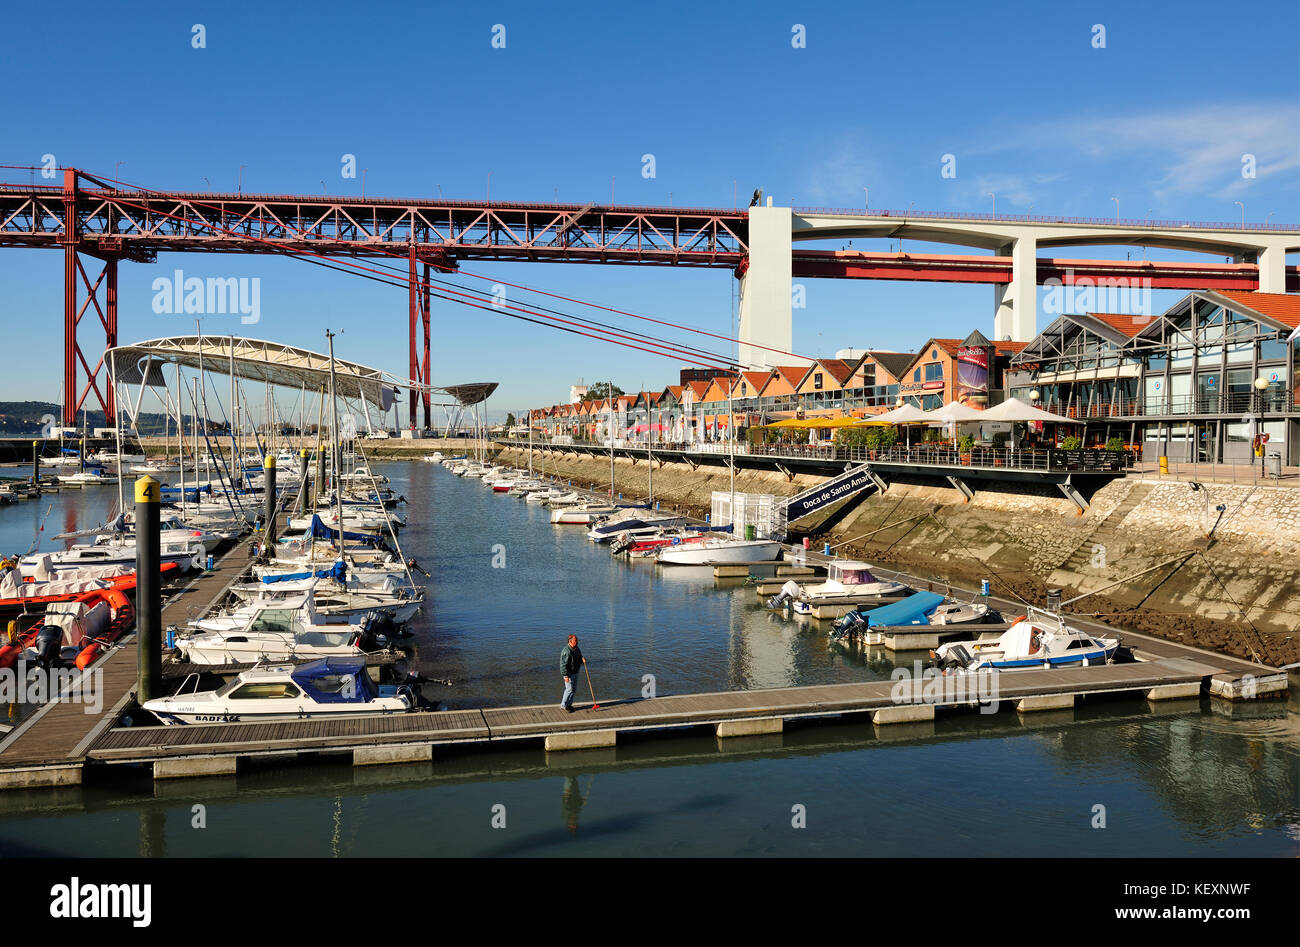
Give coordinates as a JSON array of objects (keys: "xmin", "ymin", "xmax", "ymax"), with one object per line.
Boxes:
[
  {"xmin": 325, "ymin": 330, "xmax": 345, "ymax": 551},
  {"xmin": 109, "ymin": 349, "xmax": 125, "ymax": 515}
]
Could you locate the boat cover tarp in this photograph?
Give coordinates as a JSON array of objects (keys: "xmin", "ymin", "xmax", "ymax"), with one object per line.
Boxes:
[
  {"xmin": 305, "ymin": 514, "xmax": 385, "ymax": 547},
  {"xmin": 863, "ymin": 590, "xmax": 945, "ymax": 627},
  {"xmin": 290, "ymin": 656, "xmax": 375, "ymax": 703},
  {"xmin": 262, "ymin": 561, "xmax": 347, "ymax": 584}
]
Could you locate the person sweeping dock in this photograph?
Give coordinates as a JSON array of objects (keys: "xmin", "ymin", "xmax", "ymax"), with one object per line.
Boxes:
[{"xmin": 560, "ymin": 634, "xmax": 585, "ymax": 712}]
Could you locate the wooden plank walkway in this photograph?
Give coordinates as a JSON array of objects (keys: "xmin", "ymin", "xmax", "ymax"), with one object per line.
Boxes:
[
  {"xmin": 82, "ymin": 656, "xmax": 1221, "ymax": 766},
  {"xmin": 0, "ymin": 533, "xmax": 257, "ymax": 777}
]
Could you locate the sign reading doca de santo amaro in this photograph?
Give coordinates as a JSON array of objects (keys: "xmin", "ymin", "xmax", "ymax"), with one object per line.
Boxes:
[{"xmin": 786, "ymin": 466, "xmax": 877, "ymax": 522}]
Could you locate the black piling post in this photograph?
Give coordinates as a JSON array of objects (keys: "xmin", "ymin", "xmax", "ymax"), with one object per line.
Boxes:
[
  {"xmin": 297, "ymin": 449, "xmax": 309, "ymax": 514},
  {"xmin": 30, "ymin": 440, "xmax": 39, "ymax": 487},
  {"xmin": 135, "ymin": 475, "xmax": 162, "ymax": 703},
  {"xmin": 264, "ymin": 454, "xmax": 278, "ymax": 546}
]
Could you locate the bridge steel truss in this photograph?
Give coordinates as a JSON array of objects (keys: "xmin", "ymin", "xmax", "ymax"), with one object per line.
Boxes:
[
  {"xmin": 0, "ymin": 171, "xmax": 749, "ymax": 425},
  {"xmin": 1, "ymin": 168, "xmax": 1296, "ymax": 424}
]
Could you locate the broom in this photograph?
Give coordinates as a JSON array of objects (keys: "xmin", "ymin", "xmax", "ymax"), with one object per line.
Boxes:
[{"xmin": 582, "ymin": 660, "xmax": 600, "ymax": 710}]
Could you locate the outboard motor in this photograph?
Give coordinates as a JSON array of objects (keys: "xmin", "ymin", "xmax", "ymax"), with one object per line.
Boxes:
[
  {"xmin": 933, "ymin": 643, "xmax": 973, "ymax": 672},
  {"xmin": 610, "ymin": 532, "xmax": 633, "ymax": 556},
  {"xmin": 34, "ymin": 623, "xmax": 62, "ymax": 668},
  {"xmin": 766, "ymin": 579, "xmax": 802, "ymax": 611},
  {"xmin": 830, "ymin": 609, "xmax": 867, "ymax": 640}
]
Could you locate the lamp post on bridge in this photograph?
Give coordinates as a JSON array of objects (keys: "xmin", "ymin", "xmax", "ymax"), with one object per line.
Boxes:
[{"xmin": 1235, "ymin": 201, "xmax": 1245, "ymax": 227}]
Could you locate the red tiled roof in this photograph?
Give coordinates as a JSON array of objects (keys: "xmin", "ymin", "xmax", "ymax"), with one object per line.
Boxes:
[
  {"xmin": 773, "ymin": 365, "xmax": 807, "ymax": 387},
  {"xmin": 737, "ymin": 371, "xmax": 770, "ymax": 394},
  {"xmin": 1084, "ymin": 313, "xmax": 1153, "ymax": 338},
  {"xmin": 1216, "ymin": 291, "xmax": 1300, "ymax": 329},
  {"xmin": 993, "ymin": 341, "xmax": 1029, "ymax": 354},
  {"xmin": 686, "ymin": 380, "xmax": 710, "ymax": 400},
  {"xmin": 816, "ymin": 358, "xmax": 856, "ymax": 385}
]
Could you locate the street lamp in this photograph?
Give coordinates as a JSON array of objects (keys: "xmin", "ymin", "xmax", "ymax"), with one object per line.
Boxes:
[
  {"xmin": 1111, "ymin": 196, "xmax": 1119, "ymax": 223},
  {"xmin": 238, "ymin": 165, "xmax": 247, "ymax": 194},
  {"xmin": 1265, "ymin": 212, "xmax": 1274, "ymax": 227},
  {"xmin": 863, "ymin": 186, "xmax": 869, "ymax": 210},
  {"xmin": 1254, "ymin": 376, "xmax": 1269, "ymax": 476},
  {"xmin": 1235, "ymin": 201, "xmax": 1245, "ymax": 227},
  {"xmin": 988, "ymin": 192, "xmax": 995, "ymax": 217}
]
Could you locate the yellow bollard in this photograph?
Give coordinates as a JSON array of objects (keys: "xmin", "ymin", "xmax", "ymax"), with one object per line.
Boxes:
[{"xmin": 1158, "ymin": 456, "xmax": 1168, "ymax": 475}]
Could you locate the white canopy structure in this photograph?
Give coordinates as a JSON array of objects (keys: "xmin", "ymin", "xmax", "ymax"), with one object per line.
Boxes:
[
  {"xmin": 857, "ymin": 403, "xmax": 932, "ymax": 425},
  {"xmin": 921, "ymin": 400, "xmax": 986, "ymax": 424},
  {"xmin": 978, "ymin": 397, "xmax": 1077, "ymax": 425},
  {"xmin": 107, "ymin": 336, "xmax": 402, "ymax": 409}
]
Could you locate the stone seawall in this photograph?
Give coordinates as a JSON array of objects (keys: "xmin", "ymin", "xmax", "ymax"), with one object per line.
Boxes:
[{"xmin": 495, "ymin": 445, "xmax": 1299, "ymax": 667}]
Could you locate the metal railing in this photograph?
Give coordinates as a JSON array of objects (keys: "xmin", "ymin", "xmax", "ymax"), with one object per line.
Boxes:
[
  {"xmin": 509, "ymin": 436, "xmax": 1136, "ymax": 473},
  {"xmin": 1038, "ymin": 392, "xmax": 1297, "ymax": 419}
]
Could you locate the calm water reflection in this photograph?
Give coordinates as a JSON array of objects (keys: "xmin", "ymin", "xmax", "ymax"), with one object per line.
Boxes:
[{"xmin": 0, "ymin": 461, "xmax": 1294, "ymax": 857}]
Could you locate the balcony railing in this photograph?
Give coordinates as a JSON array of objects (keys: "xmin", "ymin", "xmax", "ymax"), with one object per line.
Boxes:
[
  {"xmin": 1037, "ymin": 391, "xmax": 1296, "ymax": 419},
  {"xmin": 507, "ymin": 436, "xmax": 1136, "ymax": 473}
]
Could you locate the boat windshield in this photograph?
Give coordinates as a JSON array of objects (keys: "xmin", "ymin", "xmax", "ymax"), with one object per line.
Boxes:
[{"xmin": 248, "ymin": 608, "xmax": 298, "ymax": 633}]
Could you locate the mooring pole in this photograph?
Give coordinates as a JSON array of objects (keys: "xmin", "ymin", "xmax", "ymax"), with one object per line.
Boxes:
[
  {"xmin": 134, "ymin": 475, "xmax": 162, "ymax": 703},
  {"xmin": 263, "ymin": 453, "xmax": 278, "ymax": 546},
  {"xmin": 297, "ymin": 448, "xmax": 309, "ymax": 514},
  {"xmin": 30, "ymin": 440, "xmax": 39, "ymax": 487}
]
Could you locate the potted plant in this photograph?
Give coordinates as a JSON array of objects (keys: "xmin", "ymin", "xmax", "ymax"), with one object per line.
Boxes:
[{"xmin": 958, "ymin": 433, "xmax": 975, "ymax": 464}]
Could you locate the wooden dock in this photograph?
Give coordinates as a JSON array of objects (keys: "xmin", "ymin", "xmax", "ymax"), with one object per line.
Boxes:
[
  {"xmin": 0, "ymin": 534, "xmax": 258, "ymax": 788},
  {"xmin": 81, "ymin": 656, "xmax": 1225, "ymax": 775}
]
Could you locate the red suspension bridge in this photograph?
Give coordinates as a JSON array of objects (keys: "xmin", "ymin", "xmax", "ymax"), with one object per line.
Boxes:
[{"xmin": 1, "ymin": 168, "xmax": 1296, "ymax": 426}]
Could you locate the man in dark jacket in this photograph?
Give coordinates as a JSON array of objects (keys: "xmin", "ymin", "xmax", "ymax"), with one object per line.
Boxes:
[{"xmin": 560, "ymin": 634, "xmax": 584, "ymax": 712}]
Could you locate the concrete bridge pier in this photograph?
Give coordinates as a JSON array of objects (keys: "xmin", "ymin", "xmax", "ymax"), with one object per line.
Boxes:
[
  {"xmin": 993, "ymin": 234, "xmax": 1038, "ymax": 343},
  {"xmin": 1256, "ymin": 244, "xmax": 1287, "ymax": 293},
  {"xmin": 738, "ymin": 203, "xmax": 794, "ymax": 370}
]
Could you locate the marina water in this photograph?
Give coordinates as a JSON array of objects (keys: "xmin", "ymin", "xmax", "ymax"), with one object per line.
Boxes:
[{"xmin": 0, "ymin": 461, "xmax": 1295, "ymax": 856}]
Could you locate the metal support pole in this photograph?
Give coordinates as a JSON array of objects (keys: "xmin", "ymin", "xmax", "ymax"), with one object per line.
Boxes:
[
  {"xmin": 263, "ymin": 453, "xmax": 278, "ymax": 546},
  {"xmin": 30, "ymin": 440, "xmax": 39, "ymax": 487},
  {"xmin": 62, "ymin": 171, "xmax": 78, "ymax": 428},
  {"xmin": 105, "ymin": 256, "xmax": 118, "ymax": 425},
  {"xmin": 408, "ymin": 245, "xmax": 418, "ymax": 430},
  {"xmin": 422, "ymin": 260, "xmax": 432, "ymax": 430},
  {"xmin": 134, "ymin": 476, "xmax": 162, "ymax": 703}
]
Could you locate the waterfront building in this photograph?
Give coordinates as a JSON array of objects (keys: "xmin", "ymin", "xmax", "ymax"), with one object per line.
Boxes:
[
  {"xmin": 841, "ymin": 351, "xmax": 911, "ymax": 416},
  {"xmin": 1008, "ymin": 291, "xmax": 1300, "ymax": 463},
  {"xmin": 899, "ymin": 334, "xmax": 1027, "ymax": 411},
  {"xmin": 791, "ymin": 358, "xmax": 856, "ymax": 420},
  {"xmin": 752, "ymin": 365, "xmax": 808, "ymax": 421}
]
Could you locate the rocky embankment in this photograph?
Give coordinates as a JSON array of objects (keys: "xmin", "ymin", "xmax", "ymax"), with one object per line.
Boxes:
[{"xmin": 496, "ymin": 445, "xmax": 1300, "ymax": 667}]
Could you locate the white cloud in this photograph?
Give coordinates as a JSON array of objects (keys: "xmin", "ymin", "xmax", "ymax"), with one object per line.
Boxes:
[{"xmin": 975, "ymin": 103, "xmax": 1300, "ymax": 203}]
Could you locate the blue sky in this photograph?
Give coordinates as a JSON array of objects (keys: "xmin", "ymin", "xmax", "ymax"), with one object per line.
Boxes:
[{"xmin": 1, "ymin": 0, "xmax": 1297, "ymax": 422}]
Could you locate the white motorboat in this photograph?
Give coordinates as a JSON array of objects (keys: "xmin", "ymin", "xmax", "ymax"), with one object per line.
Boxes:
[
  {"xmin": 176, "ymin": 591, "xmax": 384, "ymax": 665},
  {"xmin": 587, "ymin": 510, "xmax": 687, "ymax": 543},
  {"xmin": 227, "ymin": 575, "xmax": 424, "ymax": 624},
  {"xmin": 143, "ymin": 657, "xmax": 416, "ymax": 725},
  {"xmin": 829, "ymin": 590, "xmax": 991, "ymax": 639},
  {"xmin": 932, "ymin": 610, "xmax": 1119, "ymax": 671},
  {"xmin": 422, "ymin": 452, "xmax": 445, "ymax": 463},
  {"xmin": 550, "ymin": 503, "xmax": 618, "ymax": 524},
  {"xmin": 340, "ymin": 465, "xmax": 388, "ymax": 485},
  {"xmin": 775, "ymin": 561, "xmax": 910, "ymax": 614},
  {"xmin": 656, "ymin": 537, "xmax": 783, "ymax": 565},
  {"xmin": 543, "ymin": 491, "xmax": 585, "ymax": 507},
  {"xmin": 56, "ymin": 470, "xmax": 110, "ymax": 486},
  {"xmin": 20, "ymin": 537, "xmax": 204, "ymax": 575}
]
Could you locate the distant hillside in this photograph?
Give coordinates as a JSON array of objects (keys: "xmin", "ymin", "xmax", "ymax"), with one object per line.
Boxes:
[{"xmin": 0, "ymin": 401, "xmax": 193, "ymax": 438}]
